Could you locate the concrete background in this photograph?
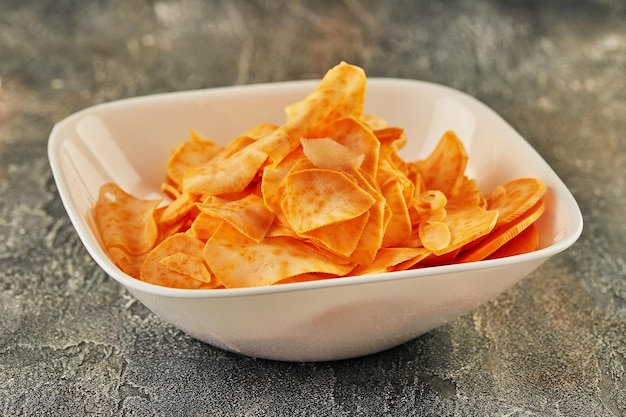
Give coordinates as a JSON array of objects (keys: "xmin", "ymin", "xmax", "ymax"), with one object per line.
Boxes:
[{"xmin": 1, "ymin": 1, "xmax": 624, "ymax": 415}]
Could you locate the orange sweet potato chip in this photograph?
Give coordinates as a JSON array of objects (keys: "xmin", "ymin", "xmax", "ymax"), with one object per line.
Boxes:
[
  {"xmin": 351, "ymin": 247, "xmax": 430, "ymax": 275},
  {"xmin": 411, "ymin": 130, "xmax": 468, "ymax": 198},
  {"xmin": 280, "ymin": 168, "xmax": 376, "ymax": 234},
  {"xmin": 167, "ymin": 129, "xmax": 222, "ymax": 189},
  {"xmin": 419, "ymin": 221, "xmax": 452, "ymax": 252},
  {"xmin": 300, "ymin": 211, "xmax": 370, "ymax": 258},
  {"xmin": 487, "ymin": 223, "xmax": 539, "ymax": 259},
  {"xmin": 189, "ymin": 212, "xmax": 223, "ymax": 241},
  {"xmin": 410, "ymin": 189, "xmax": 448, "ymax": 225},
  {"xmin": 140, "ymin": 233, "xmax": 216, "ymax": 289},
  {"xmin": 203, "ymin": 222, "xmax": 354, "ymax": 288},
  {"xmin": 456, "ymin": 199, "xmax": 546, "ymax": 263},
  {"xmin": 182, "ymin": 144, "xmax": 268, "ymax": 196},
  {"xmin": 251, "ymin": 62, "xmax": 367, "ymax": 166},
  {"xmin": 379, "ymin": 175, "xmax": 412, "ymax": 248},
  {"xmin": 308, "ymin": 117, "xmax": 380, "ymax": 177},
  {"xmin": 197, "ymin": 193, "xmax": 274, "ymax": 242},
  {"xmin": 300, "ymin": 137, "xmax": 365, "ymax": 171},
  {"xmin": 284, "ymin": 63, "xmax": 366, "ymax": 132},
  {"xmin": 344, "ymin": 168, "xmax": 389, "ymax": 265},
  {"xmin": 95, "ymin": 183, "xmax": 160, "ymax": 256},
  {"xmin": 156, "ymin": 192, "xmax": 198, "ymax": 227},
  {"xmin": 434, "ymin": 205, "xmax": 499, "ymax": 256},
  {"xmin": 486, "ymin": 177, "xmax": 547, "ymax": 226},
  {"xmin": 375, "ymin": 127, "xmax": 408, "ymax": 175},
  {"xmin": 106, "ymin": 246, "xmax": 146, "ymax": 279},
  {"xmin": 94, "ymin": 62, "xmax": 548, "ymax": 289}
]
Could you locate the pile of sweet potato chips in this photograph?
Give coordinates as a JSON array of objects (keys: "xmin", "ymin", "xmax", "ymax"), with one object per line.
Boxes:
[{"xmin": 94, "ymin": 62, "xmax": 547, "ymax": 289}]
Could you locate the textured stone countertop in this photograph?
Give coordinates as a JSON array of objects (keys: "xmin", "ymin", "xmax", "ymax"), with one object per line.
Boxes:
[{"xmin": 1, "ymin": 1, "xmax": 625, "ymax": 416}]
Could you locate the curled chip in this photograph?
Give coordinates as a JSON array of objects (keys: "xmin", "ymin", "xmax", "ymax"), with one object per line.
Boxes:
[
  {"xmin": 140, "ymin": 233, "xmax": 216, "ymax": 289},
  {"xmin": 94, "ymin": 62, "xmax": 548, "ymax": 289},
  {"xmin": 95, "ymin": 183, "xmax": 160, "ymax": 256}
]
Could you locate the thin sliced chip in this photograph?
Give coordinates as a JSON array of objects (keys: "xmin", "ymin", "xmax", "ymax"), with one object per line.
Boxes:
[
  {"xmin": 380, "ymin": 178, "xmax": 412, "ymax": 247},
  {"xmin": 309, "ymin": 117, "xmax": 380, "ymax": 177},
  {"xmin": 456, "ymin": 199, "xmax": 546, "ymax": 263},
  {"xmin": 203, "ymin": 222, "xmax": 354, "ymax": 288},
  {"xmin": 107, "ymin": 246, "xmax": 146, "ymax": 279},
  {"xmin": 376, "ymin": 159, "xmax": 415, "ymax": 247},
  {"xmin": 374, "ymin": 127, "xmax": 407, "ymax": 150},
  {"xmin": 351, "ymin": 199, "xmax": 388, "ymax": 265},
  {"xmin": 253, "ymin": 62, "xmax": 367, "ymax": 165},
  {"xmin": 197, "ymin": 193, "xmax": 275, "ymax": 242},
  {"xmin": 301, "ymin": 137, "xmax": 365, "ymax": 170},
  {"xmin": 140, "ymin": 233, "xmax": 216, "ymax": 289},
  {"xmin": 377, "ymin": 159, "xmax": 414, "ymax": 200},
  {"xmin": 446, "ymin": 178, "xmax": 485, "ymax": 210},
  {"xmin": 94, "ymin": 183, "xmax": 160, "ymax": 256},
  {"xmin": 392, "ymin": 247, "xmax": 432, "ymax": 271},
  {"xmin": 339, "ymin": 168, "xmax": 388, "ymax": 265},
  {"xmin": 419, "ymin": 221, "xmax": 452, "ymax": 252},
  {"xmin": 487, "ymin": 223, "xmax": 539, "ymax": 260},
  {"xmin": 409, "ymin": 189, "xmax": 447, "ymax": 226},
  {"xmin": 413, "ymin": 189, "xmax": 447, "ymax": 211},
  {"xmin": 260, "ymin": 149, "xmax": 306, "ymax": 227},
  {"xmin": 407, "ymin": 167, "xmax": 426, "ymax": 196},
  {"xmin": 412, "ymin": 130, "xmax": 468, "ymax": 198},
  {"xmin": 351, "ymin": 247, "xmax": 429, "ymax": 275},
  {"xmin": 265, "ymin": 218, "xmax": 299, "ymax": 238},
  {"xmin": 261, "ymin": 168, "xmax": 289, "ymax": 220},
  {"xmin": 434, "ymin": 205, "xmax": 498, "ymax": 256},
  {"xmin": 285, "ymin": 62, "xmax": 366, "ymax": 130},
  {"xmin": 189, "ymin": 212, "xmax": 223, "ymax": 240},
  {"xmin": 487, "ymin": 177, "xmax": 547, "ymax": 226},
  {"xmin": 156, "ymin": 192, "xmax": 198, "ymax": 227},
  {"xmin": 280, "ymin": 168, "xmax": 376, "ymax": 233},
  {"xmin": 301, "ymin": 210, "xmax": 370, "ymax": 257},
  {"xmin": 376, "ymin": 127, "xmax": 408, "ymax": 174},
  {"xmin": 182, "ymin": 144, "xmax": 268, "ymax": 196},
  {"xmin": 160, "ymin": 252, "xmax": 213, "ymax": 284},
  {"xmin": 154, "ymin": 205, "xmax": 194, "ymax": 244},
  {"xmin": 167, "ymin": 129, "xmax": 222, "ymax": 188}
]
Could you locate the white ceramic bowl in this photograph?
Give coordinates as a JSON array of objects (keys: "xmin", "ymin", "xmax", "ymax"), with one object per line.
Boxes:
[{"xmin": 48, "ymin": 78, "xmax": 583, "ymax": 362}]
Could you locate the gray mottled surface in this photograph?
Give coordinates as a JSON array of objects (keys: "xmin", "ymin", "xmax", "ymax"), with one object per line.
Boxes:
[{"xmin": 1, "ymin": 1, "xmax": 625, "ymax": 416}]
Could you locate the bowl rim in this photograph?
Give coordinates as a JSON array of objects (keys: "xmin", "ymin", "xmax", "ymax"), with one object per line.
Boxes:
[{"xmin": 48, "ymin": 77, "xmax": 584, "ymax": 299}]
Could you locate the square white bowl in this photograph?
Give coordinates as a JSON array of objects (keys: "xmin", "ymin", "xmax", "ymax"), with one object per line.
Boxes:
[{"xmin": 48, "ymin": 78, "xmax": 582, "ymax": 362}]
